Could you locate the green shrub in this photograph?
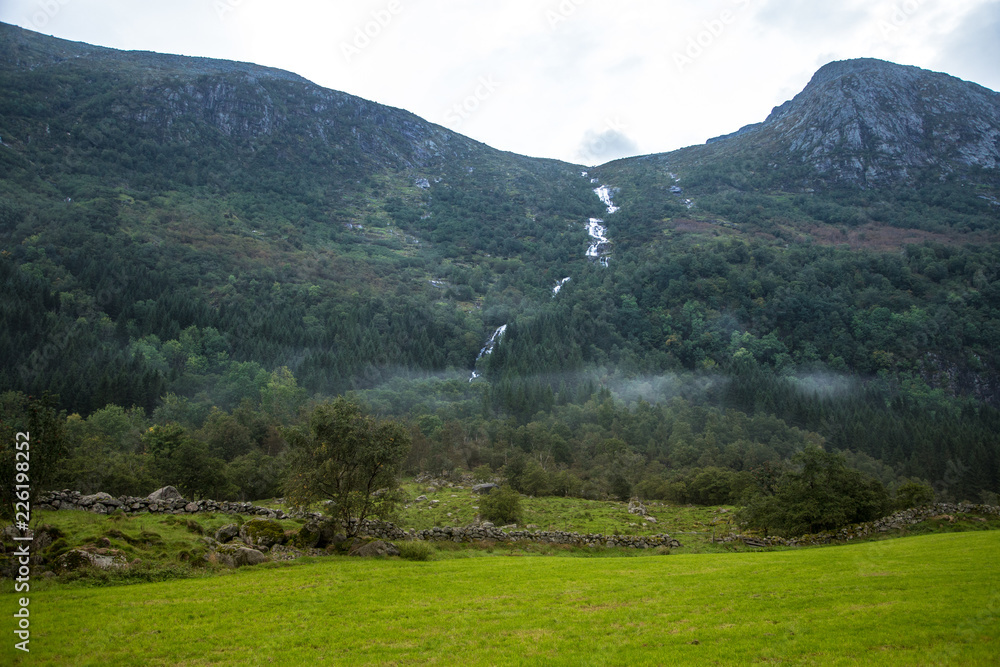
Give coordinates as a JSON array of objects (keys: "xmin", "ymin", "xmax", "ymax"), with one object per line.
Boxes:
[
  {"xmin": 895, "ymin": 480, "xmax": 935, "ymax": 510},
  {"xmin": 397, "ymin": 540, "xmax": 433, "ymax": 561},
  {"xmin": 479, "ymin": 486, "xmax": 523, "ymax": 525},
  {"xmin": 472, "ymin": 465, "xmax": 493, "ymax": 483}
]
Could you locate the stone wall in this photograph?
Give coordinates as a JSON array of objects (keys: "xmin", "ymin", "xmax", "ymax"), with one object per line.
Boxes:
[
  {"xmin": 37, "ymin": 489, "xmax": 298, "ymax": 521},
  {"xmin": 719, "ymin": 502, "xmax": 1000, "ymax": 548},
  {"xmin": 36, "ymin": 489, "xmax": 682, "ymax": 549}
]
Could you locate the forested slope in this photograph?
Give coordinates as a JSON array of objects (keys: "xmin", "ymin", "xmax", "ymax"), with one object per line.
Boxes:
[{"xmin": 1, "ymin": 25, "xmax": 998, "ymax": 509}]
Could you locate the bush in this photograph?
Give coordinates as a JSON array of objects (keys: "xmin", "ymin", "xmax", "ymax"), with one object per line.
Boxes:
[
  {"xmin": 479, "ymin": 486, "xmax": 523, "ymax": 525},
  {"xmin": 397, "ymin": 540, "xmax": 433, "ymax": 561},
  {"xmin": 472, "ymin": 464, "xmax": 494, "ymax": 483},
  {"xmin": 895, "ymin": 480, "xmax": 935, "ymax": 510},
  {"xmin": 737, "ymin": 447, "xmax": 890, "ymax": 537}
]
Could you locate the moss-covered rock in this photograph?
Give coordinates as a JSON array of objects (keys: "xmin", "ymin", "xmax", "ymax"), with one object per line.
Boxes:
[
  {"xmin": 214, "ymin": 543, "xmax": 267, "ymax": 568},
  {"xmin": 53, "ymin": 548, "xmax": 128, "ymax": 572},
  {"xmin": 292, "ymin": 522, "xmax": 321, "ymax": 549},
  {"xmin": 239, "ymin": 518, "xmax": 285, "ymax": 548},
  {"xmin": 214, "ymin": 524, "xmax": 240, "ymax": 543}
]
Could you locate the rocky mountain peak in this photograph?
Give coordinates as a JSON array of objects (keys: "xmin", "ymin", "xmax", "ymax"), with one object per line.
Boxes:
[{"xmin": 714, "ymin": 58, "xmax": 1000, "ymax": 187}]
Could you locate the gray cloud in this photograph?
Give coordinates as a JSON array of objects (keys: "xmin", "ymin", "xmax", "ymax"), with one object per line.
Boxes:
[
  {"xmin": 753, "ymin": 0, "xmax": 873, "ymax": 37},
  {"xmin": 576, "ymin": 127, "xmax": 639, "ymax": 165},
  {"xmin": 935, "ymin": 2, "xmax": 1000, "ymax": 92}
]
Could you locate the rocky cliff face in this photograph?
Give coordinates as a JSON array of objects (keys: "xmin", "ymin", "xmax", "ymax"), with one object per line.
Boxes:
[
  {"xmin": 717, "ymin": 58, "xmax": 1000, "ymax": 187},
  {"xmin": 0, "ymin": 21, "xmax": 512, "ymax": 181}
]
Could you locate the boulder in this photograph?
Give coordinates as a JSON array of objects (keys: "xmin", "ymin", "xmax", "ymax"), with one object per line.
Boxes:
[
  {"xmin": 81, "ymin": 492, "xmax": 119, "ymax": 507},
  {"xmin": 239, "ymin": 518, "xmax": 285, "ymax": 549},
  {"xmin": 216, "ymin": 545, "xmax": 267, "ymax": 567},
  {"xmin": 214, "ymin": 524, "xmax": 240, "ymax": 544},
  {"xmin": 350, "ymin": 540, "xmax": 401, "ymax": 558},
  {"xmin": 472, "ymin": 483, "xmax": 499, "ymax": 495},
  {"xmin": 628, "ymin": 499, "xmax": 647, "ymax": 516},
  {"xmin": 147, "ymin": 486, "xmax": 185, "ymax": 503},
  {"xmin": 55, "ymin": 548, "xmax": 127, "ymax": 572}
]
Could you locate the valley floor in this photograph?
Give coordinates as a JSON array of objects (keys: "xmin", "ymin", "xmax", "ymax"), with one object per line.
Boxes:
[{"xmin": 6, "ymin": 531, "xmax": 998, "ymax": 666}]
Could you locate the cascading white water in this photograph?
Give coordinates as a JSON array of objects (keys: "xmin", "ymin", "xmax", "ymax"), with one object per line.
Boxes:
[
  {"xmin": 594, "ymin": 185, "xmax": 620, "ymax": 214},
  {"xmin": 585, "ymin": 183, "xmax": 618, "ymax": 266},
  {"xmin": 469, "ymin": 324, "xmax": 508, "ymax": 381},
  {"xmin": 586, "ymin": 218, "xmax": 609, "ymax": 259}
]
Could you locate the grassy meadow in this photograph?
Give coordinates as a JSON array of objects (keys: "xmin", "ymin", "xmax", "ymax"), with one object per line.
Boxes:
[{"xmin": 5, "ymin": 530, "xmax": 998, "ymax": 666}]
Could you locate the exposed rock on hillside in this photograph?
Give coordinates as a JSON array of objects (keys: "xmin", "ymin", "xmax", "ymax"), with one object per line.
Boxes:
[
  {"xmin": 671, "ymin": 59, "xmax": 1000, "ymax": 191},
  {"xmin": 709, "ymin": 58, "xmax": 1000, "ymax": 186}
]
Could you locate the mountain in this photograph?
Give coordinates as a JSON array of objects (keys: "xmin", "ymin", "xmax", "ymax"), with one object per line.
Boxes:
[
  {"xmin": 704, "ymin": 58, "xmax": 1000, "ymax": 186},
  {"xmin": 0, "ymin": 21, "xmax": 603, "ymax": 409},
  {"xmin": 680, "ymin": 57, "xmax": 1000, "ymax": 191},
  {"xmin": 594, "ymin": 58, "xmax": 1000, "ymax": 250},
  {"xmin": 1, "ymin": 25, "xmax": 998, "ymax": 502}
]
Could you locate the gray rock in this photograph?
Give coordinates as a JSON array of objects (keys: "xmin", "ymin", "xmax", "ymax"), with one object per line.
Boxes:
[
  {"xmin": 350, "ymin": 540, "xmax": 401, "ymax": 558},
  {"xmin": 81, "ymin": 492, "xmax": 120, "ymax": 507},
  {"xmin": 239, "ymin": 517, "xmax": 285, "ymax": 548},
  {"xmin": 221, "ymin": 546, "xmax": 268, "ymax": 567},
  {"xmin": 214, "ymin": 524, "xmax": 240, "ymax": 543},
  {"xmin": 472, "ymin": 483, "xmax": 498, "ymax": 495},
  {"xmin": 55, "ymin": 549, "xmax": 127, "ymax": 571},
  {"xmin": 148, "ymin": 486, "xmax": 185, "ymax": 503}
]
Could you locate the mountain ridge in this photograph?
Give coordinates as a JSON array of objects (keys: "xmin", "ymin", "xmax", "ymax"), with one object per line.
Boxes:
[
  {"xmin": 1, "ymin": 23, "xmax": 999, "ymax": 505},
  {"xmin": 701, "ymin": 57, "xmax": 1000, "ymax": 187}
]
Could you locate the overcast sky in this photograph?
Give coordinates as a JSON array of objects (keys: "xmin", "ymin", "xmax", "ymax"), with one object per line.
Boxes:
[{"xmin": 2, "ymin": 0, "xmax": 998, "ymax": 165}]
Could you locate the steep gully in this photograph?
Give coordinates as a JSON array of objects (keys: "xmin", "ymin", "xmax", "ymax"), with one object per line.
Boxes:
[{"xmin": 470, "ymin": 178, "xmax": 620, "ymax": 381}]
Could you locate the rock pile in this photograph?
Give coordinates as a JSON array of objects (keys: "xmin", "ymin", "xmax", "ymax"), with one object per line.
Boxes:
[
  {"xmin": 36, "ymin": 487, "xmax": 309, "ymax": 521},
  {"xmin": 408, "ymin": 524, "xmax": 681, "ymax": 549}
]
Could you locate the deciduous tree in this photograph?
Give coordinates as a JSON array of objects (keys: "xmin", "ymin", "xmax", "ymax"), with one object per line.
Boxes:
[{"xmin": 284, "ymin": 398, "xmax": 410, "ymax": 537}]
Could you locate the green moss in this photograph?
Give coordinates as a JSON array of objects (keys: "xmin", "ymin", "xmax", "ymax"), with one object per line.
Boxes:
[
  {"xmin": 291, "ymin": 524, "xmax": 320, "ymax": 549},
  {"xmin": 44, "ymin": 537, "xmax": 71, "ymax": 560},
  {"xmin": 241, "ymin": 518, "xmax": 285, "ymax": 546}
]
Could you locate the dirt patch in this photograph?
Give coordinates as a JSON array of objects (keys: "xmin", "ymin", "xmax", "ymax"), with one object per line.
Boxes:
[{"xmin": 796, "ymin": 223, "xmax": 997, "ymax": 251}]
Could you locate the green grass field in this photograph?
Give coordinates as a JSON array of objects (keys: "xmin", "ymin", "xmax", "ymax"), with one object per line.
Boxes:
[{"xmin": 6, "ymin": 530, "xmax": 998, "ymax": 666}]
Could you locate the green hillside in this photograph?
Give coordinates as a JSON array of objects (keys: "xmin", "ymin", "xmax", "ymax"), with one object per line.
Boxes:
[{"xmin": 1, "ymin": 24, "xmax": 998, "ymax": 508}]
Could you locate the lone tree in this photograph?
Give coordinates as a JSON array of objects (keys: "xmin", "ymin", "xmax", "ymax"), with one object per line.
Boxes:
[{"xmin": 284, "ymin": 398, "xmax": 410, "ymax": 537}]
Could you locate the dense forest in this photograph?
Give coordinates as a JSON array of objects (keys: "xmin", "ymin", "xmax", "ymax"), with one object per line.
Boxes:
[{"xmin": 1, "ymin": 24, "xmax": 999, "ymax": 520}]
